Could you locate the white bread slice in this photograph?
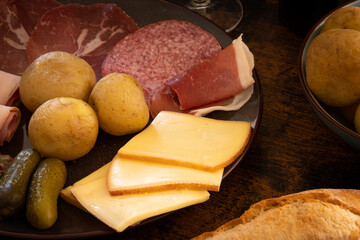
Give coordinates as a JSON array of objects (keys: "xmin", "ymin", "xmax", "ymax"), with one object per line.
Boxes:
[
  {"xmin": 107, "ymin": 154, "xmax": 223, "ymax": 195},
  {"xmin": 193, "ymin": 189, "xmax": 360, "ymax": 240},
  {"xmin": 117, "ymin": 111, "xmax": 251, "ymax": 171}
]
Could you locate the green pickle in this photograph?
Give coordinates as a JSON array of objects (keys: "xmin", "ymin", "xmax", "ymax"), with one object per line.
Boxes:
[
  {"xmin": 0, "ymin": 149, "xmax": 41, "ymax": 219},
  {"xmin": 26, "ymin": 158, "xmax": 67, "ymax": 230}
]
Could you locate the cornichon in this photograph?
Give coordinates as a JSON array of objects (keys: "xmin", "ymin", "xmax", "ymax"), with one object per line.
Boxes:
[
  {"xmin": 0, "ymin": 149, "xmax": 41, "ymax": 219},
  {"xmin": 26, "ymin": 158, "xmax": 67, "ymax": 230}
]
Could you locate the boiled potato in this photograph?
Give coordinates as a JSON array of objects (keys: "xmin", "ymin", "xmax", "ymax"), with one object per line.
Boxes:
[
  {"xmin": 88, "ymin": 73, "xmax": 149, "ymax": 136},
  {"xmin": 20, "ymin": 51, "xmax": 96, "ymax": 112},
  {"xmin": 355, "ymin": 104, "xmax": 360, "ymax": 134},
  {"xmin": 322, "ymin": 6, "xmax": 360, "ymax": 33},
  {"xmin": 28, "ymin": 97, "xmax": 98, "ymax": 161},
  {"xmin": 306, "ymin": 29, "xmax": 360, "ymax": 107}
]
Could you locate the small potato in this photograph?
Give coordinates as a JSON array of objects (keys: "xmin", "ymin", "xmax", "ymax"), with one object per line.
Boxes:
[
  {"xmin": 20, "ymin": 51, "xmax": 96, "ymax": 112},
  {"xmin": 306, "ymin": 29, "xmax": 360, "ymax": 107},
  {"xmin": 322, "ymin": 6, "xmax": 360, "ymax": 33},
  {"xmin": 28, "ymin": 97, "xmax": 98, "ymax": 161},
  {"xmin": 89, "ymin": 73, "xmax": 149, "ymax": 136},
  {"xmin": 355, "ymin": 104, "xmax": 360, "ymax": 134}
]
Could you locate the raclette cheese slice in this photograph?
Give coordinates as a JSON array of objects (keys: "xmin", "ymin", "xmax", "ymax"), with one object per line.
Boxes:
[
  {"xmin": 68, "ymin": 168, "xmax": 209, "ymax": 232},
  {"xmin": 60, "ymin": 163, "xmax": 110, "ymax": 211},
  {"xmin": 107, "ymin": 154, "xmax": 224, "ymax": 195},
  {"xmin": 118, "ymin": 111, "xmax": 251, "ymax": 171}
]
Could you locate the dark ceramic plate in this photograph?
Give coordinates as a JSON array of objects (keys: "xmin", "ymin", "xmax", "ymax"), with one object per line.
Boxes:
[
  {"xmin": 0, "ymin": 0, "xmax": 263, "ymax": 238},
  {"xmin": 298, "ymin": 0, "xmax": 360, "ymax": 150}
]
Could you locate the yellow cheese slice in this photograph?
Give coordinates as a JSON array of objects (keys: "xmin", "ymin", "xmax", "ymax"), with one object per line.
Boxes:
[
  {"xmin": 107, "ymin": 154, "xmax": 224, "ymax": 195},
  {"xmin": 118, "ymin": 111, "xmax": 251, "ymax": 171},
  {"xmin": 70, "ymin": 174, "xmax": 209, "ymax": 232},
  {"xmin": 60, "ymin": 163, "xmax": 111, "ymax": 211}
]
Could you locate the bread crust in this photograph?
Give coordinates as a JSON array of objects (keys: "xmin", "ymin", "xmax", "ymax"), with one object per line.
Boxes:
[{"xmin": 193, "ymin": 189, "xmax": 360, "ymax": 240}]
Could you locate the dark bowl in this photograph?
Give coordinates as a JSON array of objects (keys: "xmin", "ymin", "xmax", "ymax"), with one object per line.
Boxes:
[{"xmin": 298, "ymin": 0, "xmax": 360, "ymax": 151}]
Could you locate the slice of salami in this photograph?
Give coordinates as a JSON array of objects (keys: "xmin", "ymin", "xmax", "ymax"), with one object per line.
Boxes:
[
  {"xmin": 101, "ymin": 20, "xmax": 221, "ymax": 100},
  {"xmin": 27, "ymin": 4, "xmax": 139, "ymax": 79},
  {"xmin": 0, "ymin": 0, "xmax": 61, "ymax": 75}
]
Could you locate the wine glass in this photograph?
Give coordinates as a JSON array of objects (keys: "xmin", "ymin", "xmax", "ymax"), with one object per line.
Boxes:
[{"xmin": 185, "ymin": 0, "xmax": 243, "ymax": 32}]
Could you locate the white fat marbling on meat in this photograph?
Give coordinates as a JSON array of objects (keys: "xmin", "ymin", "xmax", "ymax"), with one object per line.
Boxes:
[{"xmin": 3, "ymin": 11, "xmax": 29, "ymax": 50}]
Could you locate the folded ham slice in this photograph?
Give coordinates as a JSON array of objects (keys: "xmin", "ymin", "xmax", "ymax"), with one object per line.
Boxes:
[
  {"xmin": 0, "ymin": 70, "xmax": 21, "ymax": 106},
  {"xmin": 0, "ymin": 105, "xmax": 21, "ymax": 147},
  {"xmin": 149, "ymin": 35, "xmax": 255, "ymax": 117}
]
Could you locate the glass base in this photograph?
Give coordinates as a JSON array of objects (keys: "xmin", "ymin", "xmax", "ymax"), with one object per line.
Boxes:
[{"xmin": 186, "ymin": 0, "xmax": 243, "ymax": 32}]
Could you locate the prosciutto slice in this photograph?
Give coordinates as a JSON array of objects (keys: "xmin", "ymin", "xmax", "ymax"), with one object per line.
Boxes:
[
  {"xmin": 149, "ymin": 35, "xmax": 255, "ymax": 117},
  {"xmin": 0, "ymin": 0, "xmax": 61, "ymax": 75},
  {"xmin": 0, "ymin": 105, "xmax": 21, "ymax": 147},
  {"xmin": 27, "ymin": 4, "xmax": 139, "ymax": 79},
  {"xmin": 0, "ymin": 70, "xmax": 21, "ymax": 106}
]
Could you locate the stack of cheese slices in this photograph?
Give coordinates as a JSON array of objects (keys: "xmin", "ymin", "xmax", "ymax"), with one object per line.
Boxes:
[{"xmin": 60, "ymin": 111, "xmax": 251, "ymax": 232}]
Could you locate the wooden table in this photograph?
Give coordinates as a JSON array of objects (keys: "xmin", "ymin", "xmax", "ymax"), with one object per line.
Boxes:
[{"xmin": 97, "ymin": 0, "xmax": 360, "ymax": 239}]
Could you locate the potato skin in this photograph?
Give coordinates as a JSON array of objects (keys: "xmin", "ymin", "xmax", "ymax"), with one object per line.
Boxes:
[
  {"xmin": 89, "ymin": 73, "xmax": 149, "ymax": 136},
  {"xmin": 20, "ymin": 51, "xmax": 96, "ymax": 112},
  {"xmin": 306, "ymin": 29, "xmax": 360, "ymax": 107},
  {"xmin": 355, "ymin": 104, "xmax": 360, "ymax": 134},
  {"xmin": 28, "ymin": 97, "xmax": 99, "ymax": 161},
  {"xmin": 322, "ymin": 6, "xmax": 360, "ymax": 33}
]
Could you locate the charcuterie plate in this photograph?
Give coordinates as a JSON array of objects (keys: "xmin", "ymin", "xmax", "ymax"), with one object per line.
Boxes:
[{"xmin": 0, "ymin": 0, "xmax": 262, "ymax": 238}]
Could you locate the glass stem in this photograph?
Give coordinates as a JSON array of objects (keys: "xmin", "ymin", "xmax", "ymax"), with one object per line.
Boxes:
[{"xmin": 190, "ymin": 0, "xmax": 211, "ymax": 7}]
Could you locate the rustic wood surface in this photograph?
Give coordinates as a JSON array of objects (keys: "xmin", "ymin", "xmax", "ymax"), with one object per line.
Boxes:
[{"xmin": 100, "ymin": 0, "xmax": 360, "ymax": 239}]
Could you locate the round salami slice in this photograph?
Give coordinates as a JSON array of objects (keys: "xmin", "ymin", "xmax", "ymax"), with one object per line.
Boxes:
[
  {"xmin": 101, "ymin": 20, "xmax": 221, "ymax": 100},
  {"xmin": 27, "ymin": 3, "xmax": 139, "ymax": 79}
]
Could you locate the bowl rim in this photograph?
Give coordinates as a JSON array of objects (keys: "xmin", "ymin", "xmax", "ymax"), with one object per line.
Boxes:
[{"xmin": 298, "ymin": 0, "xmax": 360, "ymax": 140}]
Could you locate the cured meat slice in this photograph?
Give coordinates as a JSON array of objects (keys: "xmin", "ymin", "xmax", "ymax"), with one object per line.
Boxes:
[
  {"xmin": 165, "ymin": 35, "xmax": 254, "ymax": 110},
  {"xmin": 0, "ymin": 0, "xmax": 61, "ymax": 75},
  {"xmin": 0, "ymin": 1, "xmax": 29, "ymax": 75},
  {"xmin": 0, "ymin": 70, "xmax": 21, "ymax": 106},
  {"xmin": 102, "ymin": 20, "xmax": 221, "ymax": 100},
  {"xmin": 27, "ymin": 4, "xmax": 139, "ymax": 79},
  {"xmin": 7, "ymin": 0, "xmax": 61, "ymax": 35},
  {"xmin": 149, "ymin": 35, "xmax": 255, "ymax": 117},
  {"xmin": 0, "ymin": 105, "xmax": 21, "ymax": 147}
]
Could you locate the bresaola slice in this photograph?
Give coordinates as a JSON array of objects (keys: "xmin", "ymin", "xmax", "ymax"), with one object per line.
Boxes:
[
  {"xmin": 27, "ymin": 4, "xmax": 139, "ymax": 79},
  {"xmin": 0, "ymin": 0, "xmax": 61, "ymax": 75},
  {"xmin": 149, "ymin": 35, "xmax": 255, "ymax": 117},
  {"xmin": 102, "ymin": 20, "xmax": 222, "ymax": 100}
]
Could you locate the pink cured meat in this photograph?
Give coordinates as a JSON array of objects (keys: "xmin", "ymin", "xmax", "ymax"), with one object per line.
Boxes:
[
  {"xmin": 101, "ymin": 20, "xmax": 221, "ymax": 100},
  {"xmin": 27, "ymin": 4, "xmax": 139, "ymax": 80},
  {"xmin": 149, "ymin": 35, "xmax": 255, "ymax": 117},
  {"xmin": 0, "ymin": 70, "xmax": 21, "ymax": 106},
  {"xmin": 7, "ymin": 0, "xmax": 61, "ymax": 35},
  {"xmin": 0, "ymin": 105, "xmax": 21, "ymax": 147},
  {"xmin": 0, "ymin": 0, "xmax": 61, "ymax": 75}
]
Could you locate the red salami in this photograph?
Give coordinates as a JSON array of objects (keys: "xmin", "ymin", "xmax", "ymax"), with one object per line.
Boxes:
[
  {"xmin": 0, "ymin": 0, "xmax": 61, "ymax": 75},
  {"xmin": 101, "ymin": 20, "xmax": 221, "ymax": 100},
  {"xmin": 27, "ymin": 4, "xmax": 139, "ymax": 79}
]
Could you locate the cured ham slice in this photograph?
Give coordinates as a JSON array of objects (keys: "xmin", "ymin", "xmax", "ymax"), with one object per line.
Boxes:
[
  {"xmin": 27, "ymin": 4, "xmax": 139, "ymax": 79},
  {"xmin": 7, "ymin": 0, "xmax": 61, "ymax": 35},
  {"xmin": 149, "ymin": 35, "xmax": 255, "ymax": 117},
  {"xmin": 0, "ymin": 70, "xmax": 21, "ymax": 106},
  {"xmin": 102, "ymin": 20, "xmax": 221, "ymax": 100},
  {"xmin": 0, "ymin": 105, "xmax": 21, "ymax": 147},
  {"xmin": 0, "ymin": 0, "xmax": 61, "ymax": 75}
]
